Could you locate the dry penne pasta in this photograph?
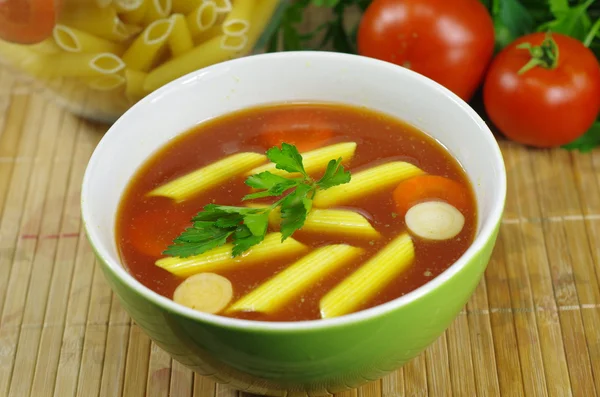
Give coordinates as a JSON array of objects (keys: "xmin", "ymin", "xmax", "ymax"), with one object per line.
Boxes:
[
  {"xmin": 245, "ymin": 0, "xmax": 281, "ymax": 49},
  {"xmin": 143, "ymin": 34, "xmax": 240, "ymax": 92},
  {"xmin": 168, "ymin": 14, "xmax": 195, "ymax": 56},
  {"xmin": 148, "ymin": 152, "xmax": 267, "ymax": 202},
  {"xmin": 213, "ymin": 0, "xmax": 232, "ymax": 13},
  {"xmin": 247, "ymin": 142, "xmax": 357, "ymax": 177},
  {"xmin": 0, "ymin": 41, "xmax": 51, "ymax": 77},
  {"xmin": 186, "ymin": 1, "xmax": 219, "ymax": 36},
  {"xmin": 171, "ymin": 0, "xmax": 202, "ymax": 14},
  {"xmin": 313, "ymin": 161, "xmax": 424, "ymax": 208},
  {"xmin": 114, "ymin": 0, "xmax": 144, "ymax": 12},
  {"xmin": 122, "ymin": 18, "xmax": 174, "ymax": 72},
  {"xmin": 53, "ymin": 25, "xmax": 126, "ymax": 54},
  {"xmin": 320, "ymin": 233, "xmax": 415, "ymax": 318},
  {"xmin": 85, "ymin": 74, "xmax": 127, "ymax": 91},
  {"xmin": 156, "ymin": 233, "xmax": 308, "ymax": 277},
  {"xmin": 220, "ymin": 34, "xmax": 248, "ymax": 51},
  {"xmin": 60, "ymin": 6, "xmax": 134, "ymax": 42},
  {"xmin": 125, "ymin": 69, "xmax": 149, "ymax": 101},
  {"xmin": 118, "ymin": 0, "xmax": 148, "ymax": 24},
  {"xmin": 223, "ymin": 0, "xmax": 254, "ymax": 36},
  {"xmin": 45, "ymin": 52, "xmax": 126, "ymax": 78},
  {"xmin": 27, "ymin": 39, "xmax": 63, "ymax": 55},
  {"xmin": 143, "ymin": 0, "xmax": 173, "ymax": 26},
  {"xmin": 193, "ymin": 25, "xmax": 223, "ymax": 45},
  {"xmin": 228, "ymin": 245, "xmax": 364, "ymax": 314}
]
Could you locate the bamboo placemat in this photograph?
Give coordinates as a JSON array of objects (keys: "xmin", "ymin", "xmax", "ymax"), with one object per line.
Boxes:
[{"xmin": 1, "ymin": 39, "xmax": 600, "ymax": 397}]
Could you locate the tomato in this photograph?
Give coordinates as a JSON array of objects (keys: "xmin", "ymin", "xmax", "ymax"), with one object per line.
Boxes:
[
  {"xmin": 483, "ymin": 32, "xmax": 600, "ymax": 148},
  {"xmin": 0, "ymin": 0, "xmax": 59, "ymax": 44},
  {"xmin": 357, "ymin": 0, "xmax": 495, "ymax": 102}
]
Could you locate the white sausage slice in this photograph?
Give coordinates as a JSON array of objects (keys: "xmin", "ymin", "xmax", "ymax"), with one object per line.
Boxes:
[
  {"xmin": 405, "ymin": 201, "xmax": 465, "ymax": 241},
  {"xmin": 173, "ymin": 273, "xmax": 233, "ymax": 314}
]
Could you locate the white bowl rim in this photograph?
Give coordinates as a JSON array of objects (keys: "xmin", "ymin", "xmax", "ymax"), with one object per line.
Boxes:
[{"xmin": 81, "ymin": 50, "xmax": 507, "ymax": 332}]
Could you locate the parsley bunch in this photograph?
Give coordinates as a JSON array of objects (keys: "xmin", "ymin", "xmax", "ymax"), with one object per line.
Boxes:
[{"xmin": 163, "ymin": 143, "xmax": 351, "ymax": 258}]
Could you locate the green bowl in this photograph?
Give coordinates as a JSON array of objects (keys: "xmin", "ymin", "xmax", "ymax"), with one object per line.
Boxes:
[{"xmin": 81, "ymin": 51, "xmax": 506, "ymax": 396}]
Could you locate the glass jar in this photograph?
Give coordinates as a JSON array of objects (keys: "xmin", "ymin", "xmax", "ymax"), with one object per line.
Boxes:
[{"xmin": 0, "ymin": 0, "xmax": 285, "ymax": 123}]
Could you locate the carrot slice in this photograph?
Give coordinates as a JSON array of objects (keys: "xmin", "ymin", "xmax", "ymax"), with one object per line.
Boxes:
[
  {"xmin": 127, "ymin": 210, "xmax": 191, "ymax": 257},
  {"xmin": 259, "ymin": 110, "xmax": 334, "ymax": 152},
  {"xmin": 392, "ymin": 175, "xmax": 470, "ymax": 216},
  {"xmin": 0, "ymin": 0, "xmax": 59, "ymax": 44}
]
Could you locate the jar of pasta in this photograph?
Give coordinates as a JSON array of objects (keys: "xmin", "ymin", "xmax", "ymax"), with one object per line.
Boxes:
[{"xmin": 0, "ymin": 0, "xmax": 285, "ymax": 123}]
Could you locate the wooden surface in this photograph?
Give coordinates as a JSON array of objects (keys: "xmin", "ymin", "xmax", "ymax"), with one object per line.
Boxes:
[{"xmin": 1, "ymin": 18, "xmax": 600, "ymax": 397}]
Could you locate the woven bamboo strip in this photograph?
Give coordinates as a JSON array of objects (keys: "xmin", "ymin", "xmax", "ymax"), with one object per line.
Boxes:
[
  {"xmin": 29, "ymin": 94, "xmax": 92, "ymax": 396},
  {"xmin": 0, "ymin": 94, "xmax": 51, "ymax": 396},
  {"xmin": 509, "ymin": 144, "xmax": 572, "ymax": 396},
  {"xmin": 424, "ymin": 335, "xmax": 452, "ymax": 396},
  {"xmin": 7, "ymin": 92, "xmax": 75, "ymax": 397},
  {"xmin": 530, "ymin": 150, "xmax": 597, "ymax": 396},
  {"xmin": 357, "ymin": 380, "xmax": 381, "ymax": 397},
  {"xmin": 170, "ymin": 360, "xmax": 194, "ymax": 397},
  {"xmin": 193, "ymin": 373, "xmax": 216, "ymax": 397},
  {"xmin": 147, "ymin": 342, "xmax": 173, "ymax": 397},
  {"xmin": 122, "ymin": 323, "xmax": 152, "ymax": 397},
  {"xmin": 402, "ymin": 353, "xmax": 427, "ymax": 396},
  {"xmin": 445, "ymin": 315, "xmax": 477, "ymax": 395},
  {"xmin": 380, "ymin": 369, "xmax": 404, "ymax": 397},
  {"xmin": 99, "ymin": 295, "xmax": 131, "ymax": 396},
  {"xmin": 217, "ymin": 383, "xmax": 240, "ymax": 397}
]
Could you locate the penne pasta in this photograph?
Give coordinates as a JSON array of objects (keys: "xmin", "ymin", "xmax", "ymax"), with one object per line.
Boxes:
[
  {"xmin": 168, "ymin": 14, "xmax": 195, "ymax": 56},
  {"xmin": 27, "ymin": 38, "xmax": 63, "ymax": 55},
  {"xmin": 53, "ymin": 25, "xmax": 126, "ymax": 54},
  {"xmin": 114, "ymin": 0, "xmax": 144, "ymax": 12},
  {"xmin": 0, "ymin": 41, "xmax": 50, "ymax": 77},
  {"xmin": 143, "ymin": 34, "xmax": 240, "ymax": 92},
  {"xmin": 156, "ymin": 233, "xmax": 308, "ymax": 277},
  {"xmin": 118, "ymin": 0, "xmax": 149, "ymax": 24},
  {"xmin": 85, "ymin": 74, "xmax": 127, "ymax": 91},
  {"xmin": 142, "ymin": 0, "xmax": 173, "ymax": 26},
  {"xmin": 220, "ymin": 34, "xmax": 247, "ymax": 51},
  {"xmin": 60, "ymin": 6, "xmax": 134, "ymax": 42},
  {"xmin": 313, "ymin": 161, "xmax": 424, "ymax": 208},
  {"xmin": 45, "ymin": 52, "xmax": 126, "ymax": 78},
  {"xmin": 247, "ymin": 142, "xmax": 357, "ymax": 177},
  {"xmin": 214, "ymin": 0, "xmax": 232, "ymax": 13},
  {"xmin": 320, "ymin": 233, "xmax": 415, "ymax": 318},
  {"xmin": 245, "ymin": 0, "xmax": 281, "ymax": 50},
  {"xmin": 222, "ymin": 0, "xmax": 254, "ymax": 36},
  {"xmin": 171, "ymin": 0, "xmax": 201, "ymax": 14},
  {"xmin": 186, "ymin": 1, "xmax": 218, "ymax": 37},
  {"xmin": 122, "ymin": 18, "xmax": 174, "ymax": 72},
  {"xmin": 96, "ymin": 0, "xmax": 113, "ymax": 7},
  {"xmin": 148, "ymin": 152, "xmax": 267, "ymax": 202},
  {"xmin": 125, "ymin": 69, "xmax": 149, "ymax": 102},
  {"xmin": 193, "ymin": 25, "xmax": 223, "ymax": 46},
  {"xmin": 228, "ymin": 245, "xmax": 364, "ymax": 314}
]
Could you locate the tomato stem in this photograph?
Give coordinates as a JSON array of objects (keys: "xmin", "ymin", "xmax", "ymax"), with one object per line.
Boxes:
[{"xmin": 516, "ymin": 32, "xmax": 559, "ymax": 75}]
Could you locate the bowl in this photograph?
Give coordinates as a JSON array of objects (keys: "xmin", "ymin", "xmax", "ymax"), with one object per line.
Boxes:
[{"xmin": 81, "ymin": 51, "xmax": 506, "ymax": 396}]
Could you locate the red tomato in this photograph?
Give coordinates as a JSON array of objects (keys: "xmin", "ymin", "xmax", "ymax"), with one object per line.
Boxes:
[
  {"xmin": 483, "ymin": 32, "xmax": 600, "ymax": 148},
  {"xmin": 357, "ymin": 0, "xmax": 495, "ymax": 102},
  {"xmin": 0, "ymin": 0, "xmax": 59, "ymax": 44}
]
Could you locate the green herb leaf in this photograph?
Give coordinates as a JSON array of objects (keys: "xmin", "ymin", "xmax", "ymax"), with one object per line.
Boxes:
[
  {"xmin": 562, "ymin": 121, "xmax": 600, "ymax": 153},
  {"xmin": 493, "ymin": 0, "xmax": 535, "ymax": 51},
  {"xmin": 279, "ymin": 183, "xmax": 313, "ymax": 240},
  {"xmin": 163, "ymin": 227, "xmax": 233, "ymax": 258},
  {"xmin": 539, "ymin": 0, "xmax": 594, "ymax": 41},
  {"xmin": 232, "ymin": 226, "xmax": 264, "ymax": 257},
  {"xmin": 266, "ymin": 143, "xmax": 308, "ymax": 176},
  {"xmin": 243, "ymin": 171, "xmax": 300, "ymax": 200},
  {"xmin": 243, "ymin": 212, "xmax": 270, "ymax": 237},
  {"xmin": 317, "ymin": 158, "xmax": 352, "ymax": 189}
]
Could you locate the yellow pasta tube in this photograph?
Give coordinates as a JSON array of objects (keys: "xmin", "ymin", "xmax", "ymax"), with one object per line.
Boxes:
[
  {"xmin": 85, "ymin": 74, "xmax": 127, "ymax": 91},
  {"xmin": 222, "ymin": 0, "xmax": 254, "ymax": 36},
  {"xmin": 313, "ymin": 161, "xmax": 424, "ymax": 208},
  {"xmin": 118, "ymin": 0, "xmax": 148, "ymax": 24},
  {"xmin": 122, "ymin": 18, "xmax": 174, "ymax": 72},
  {"xmin": 156, "ymin": 233, "xmax": 308, "ymax": 277},
  {"xmin": 247, "ymin": 142, "xmax": 357, "ymax": 177},
  {"xmin": 271, "ymin": 207, "xmax": 380, "ymax": 239},
  {"xmin": 148, "ymin": 152, "xmax": 267, "ymax": 202},
  {"xmin": 214, "ymin": 0, "xmax": 232, "ymax": 13},
  {"xmin": 193, "ymin": 25, "xmax": 223, "ymax": 45},
  {"xmin": 53, "ymin": 25, "xmax": 126, "ymax": 54},
  {"xmin": 142, "ymin": 0, "xmax": 173, "ymax": 26},
  {"xmin": 228, "ymin": 245, "xmax": 364, "ymax": 314},
  {"xmin": 168, "ymin": 14, "xmax": 195, "ymax": 56},
  {"xmin": 125, "ymin": 69, "xmax": 149, "ymax": 101},
  {"xmin": 143, "ymin": 34, "xmax": 239, "ymax": 92},
  {"xmin": 220, "ymin": 34, "xmax": 247, "ymax": 51},
  {"xmin": 27, "ymin": 38, "xmax": 62, "ymax": 54},
  {"xmin": 44, "ymin": 52, "xmax": 126, "ymax": 77},
  {"xmin": 0, "ymin": 41, "xmax": 50, "ymax": 77},
  {"xmin": 245, "ymin": 0, "xmax": 280, "ymax": 50},
  {"xmin": 60, "ymin": 7, "xmax": 134, "ymax": 42},
  {"xmin": 172, "ymin": 0, "xmax": 201, "ymax": 14},
  {"xmin": 186, "ymin": 1, "xmax": 218, "ymax": 36},
  {"xmin": 320, "ymin": 233, "xmax": 415, "ymax": 318}
]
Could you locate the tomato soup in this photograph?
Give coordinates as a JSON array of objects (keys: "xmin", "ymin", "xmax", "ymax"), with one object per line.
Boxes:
[{"xmin": 116, "ymin": 103, "xmax": 477, "ymax": 322}]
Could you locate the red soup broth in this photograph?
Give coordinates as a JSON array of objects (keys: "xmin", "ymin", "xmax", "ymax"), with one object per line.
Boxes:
[{"xmin": 116, "ymin": 102, "xmax": 477, "ymax": 322}]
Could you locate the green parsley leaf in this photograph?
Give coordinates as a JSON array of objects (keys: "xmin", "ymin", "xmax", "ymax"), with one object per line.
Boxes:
[
  {"xmin": 232, "ymin": 226, "xmax": 264, "ymax": 256},
  {"xmin": 243, "ymin": 212, "xmax": 270, "ymax": 237},
  {"xmin": 163, "ymin": 227, "xmax": 233, "ymax": 258},
  {"xmin": 243, "ymin": 171, "xmax": 300, "ymax": 200},
  {"xmin": 562, "ymin": 121, "xmax": 600, "ymax": 153},
  {"xmin": 317, "ymin": 158, "xmax": 352, "ymax": 189},
  {"xmin": 266, "ymin": 143, "xmax": 307, "ymax": 176},
  {"xmin": 279, "ymin": 183, "xmax": 313, "ymax": 240}
]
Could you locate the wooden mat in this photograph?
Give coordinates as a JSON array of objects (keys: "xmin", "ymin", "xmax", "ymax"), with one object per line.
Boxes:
[{"xmin": 1, "ymin": 45, "xmax": 600, "ymax": 397}]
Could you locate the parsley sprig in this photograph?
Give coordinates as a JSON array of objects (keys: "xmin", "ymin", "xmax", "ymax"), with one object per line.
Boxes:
[{"xmin": 163, "ymin": 143, "xmax": 351, "ymax": 258}]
